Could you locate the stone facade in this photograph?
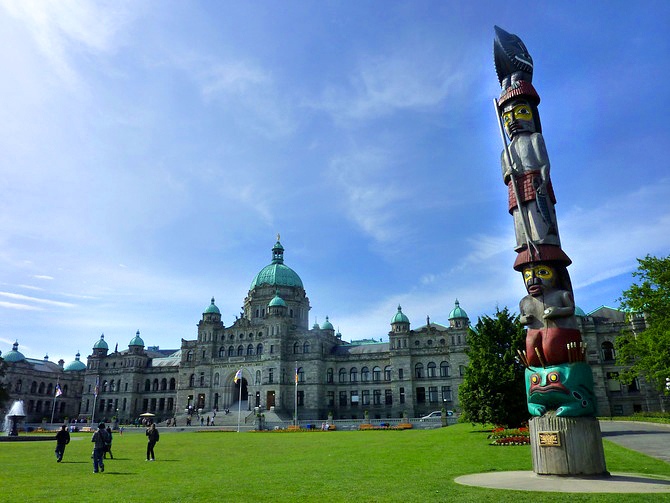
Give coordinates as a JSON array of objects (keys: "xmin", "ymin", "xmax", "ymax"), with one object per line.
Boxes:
[{"xmin": 2, "ymin": 240, "xmax": 667, "ymax": 422}]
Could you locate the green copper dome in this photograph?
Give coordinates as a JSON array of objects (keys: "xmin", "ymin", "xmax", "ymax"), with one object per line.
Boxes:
[
  {"xmin": 268, "ymin": 293, "xmax": 286, "ymax": 307},
  {"xmin": 64, "ymin": 352, "xmax": 87, "ymax": 371},
  {"xmin": 129, "ymin": 330, "xmax": 144, "ymax": 347},
  {"xmin": 93, "ymin": 334, "xmax": 109, "ymax": 350},
  {"xmin": 321, "ymin": 316, "xmax": 334, "ymax": 330},
  {"xmin": 204, "ymin": 297, "xmax": 220, "ymax": 314},
  {"xmin": 391, "ymin": 305, "xmax": 410, "ymax": 324},
  {"xmin": 250, "ymin": 238, "xmax": 303, "ymax": 290},
  {"xmin": 574, "ymin": 306, "xmax": 586, "ymax": 317},
  {"xmin": 448, "ymin": 299, "xmax": 468, "ymax": 320},
  {"xmin": 3, "ymin": 341, "xmax": 26, "ymax": 363}
]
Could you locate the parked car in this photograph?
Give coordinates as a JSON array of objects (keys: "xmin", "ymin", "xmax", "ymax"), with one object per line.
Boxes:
[{"xmin": 420, "ymin": 410, "xmax": 454, "ymax": 421}]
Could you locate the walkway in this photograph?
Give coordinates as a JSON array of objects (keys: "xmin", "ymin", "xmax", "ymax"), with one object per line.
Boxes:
[{"xmin": 599, "ymin": 419, "xmax": 670, "ymax": 464}]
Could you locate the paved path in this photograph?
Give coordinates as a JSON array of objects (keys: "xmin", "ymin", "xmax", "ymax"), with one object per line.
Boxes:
[{"xmin": 599, "ymin": 420, "xmax": 670, "ymax": 464}]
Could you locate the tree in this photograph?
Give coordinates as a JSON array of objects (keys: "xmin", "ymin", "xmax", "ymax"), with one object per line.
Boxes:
[
  {"xmin": 616, "ymin": 254, "xmax": 670, "ymax": 394},
  {"xmin": 459, "ymin": 307, "xmax": 529, "ymax": 427}
]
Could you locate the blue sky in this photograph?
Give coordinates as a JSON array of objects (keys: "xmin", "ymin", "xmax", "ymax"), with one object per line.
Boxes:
[{"xmin": 1, "ymin": 1, "xmax": 669, "ymax": 364}]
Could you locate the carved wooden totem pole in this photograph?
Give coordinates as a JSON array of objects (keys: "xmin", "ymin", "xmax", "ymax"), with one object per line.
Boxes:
[{"xmin": 493, "ymin": 26, "xmax": 607, "ymax": 475}]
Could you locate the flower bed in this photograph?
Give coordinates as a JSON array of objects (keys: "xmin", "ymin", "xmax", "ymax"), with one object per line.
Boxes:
[{"xmin": 488, "ymin": 426, "xmax": 530, "ymax": 446}]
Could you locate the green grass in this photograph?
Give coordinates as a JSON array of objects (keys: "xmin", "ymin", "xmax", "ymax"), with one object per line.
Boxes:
[
  {"xmin": 599, "ymin": 414, "xmax": 670, "ymax": 425},
  {"xmin": 1, "ymin": 424, "xmax": 669, "ymax": 502}
]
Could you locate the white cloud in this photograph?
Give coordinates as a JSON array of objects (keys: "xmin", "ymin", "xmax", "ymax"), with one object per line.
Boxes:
[
  {"xmin": 18, "ymin": 284, "xmax": 44, "ymax": 291},
  {"xmin": 32, "ymin": 275, "xmax": 54, "ymax": 280},
  {"xmin": 0, "ymin": 301, "xmax": 44, "ymax": 311},
  {"xmin": 0, "ymin": 291, "xmax": 76, "ymax": 308}
]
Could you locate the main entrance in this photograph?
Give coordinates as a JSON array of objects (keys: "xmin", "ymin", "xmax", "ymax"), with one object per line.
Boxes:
[{"xmin": 266, "ymin": 390, "xmax": 275, "ymax": 409}]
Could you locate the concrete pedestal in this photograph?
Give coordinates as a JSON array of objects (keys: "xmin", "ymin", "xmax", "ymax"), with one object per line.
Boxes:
[{"xmin": 529, "ymin": 412, "xmax": 607, "ymax": 476}]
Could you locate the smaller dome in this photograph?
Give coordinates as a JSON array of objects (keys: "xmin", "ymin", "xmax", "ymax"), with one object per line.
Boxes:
[
  {"xmin": 574, "ymin": 306, "xmax": 586, "ymax": 317},
  {"xmin": 204, "ymin": 297, "xmax": 220, "ymax": 314},
  {"xmin": 64, "ymin": 352, "xmax": 87, "ymax": 371},
  {"xmin": 268, "ymin": 293, "xmax": 286, "ymax": 307},
  {"xmin": 93, "ymin": 334, "xmax": 109, "ymax": 350},
  {"xmin": 391, "ymin": 305, "xmax": 410, "ymax": 324},
  {"xmin": 3, "ymin": 341, "xmax": 26, "ymax": 363},
  {"xmin": 448, "ymin": 299, "xmax": 468, "ymax": 320},
  {"xmin": 129, "ymin": 330, "xmax": 144, "ymax": 347},
  {"xmin": 321, "ymin": 316, "xmax": 334, "ymax": 330}
]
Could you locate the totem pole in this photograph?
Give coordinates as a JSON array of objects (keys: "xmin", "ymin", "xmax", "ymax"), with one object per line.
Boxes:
[{"xmin": 493, "ymin": 26, "xmax": 606, "ymax": 475}]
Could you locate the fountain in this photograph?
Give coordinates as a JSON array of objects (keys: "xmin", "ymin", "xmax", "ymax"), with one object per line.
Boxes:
[{"xmin": 4, "ymin": 400, "xmax": 26, "ymax": 436}]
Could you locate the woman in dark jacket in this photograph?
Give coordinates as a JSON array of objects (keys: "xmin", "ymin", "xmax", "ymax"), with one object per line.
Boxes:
[{"xmin": 146, "ymin": 423, "xmax": 159, "ymax": 461}]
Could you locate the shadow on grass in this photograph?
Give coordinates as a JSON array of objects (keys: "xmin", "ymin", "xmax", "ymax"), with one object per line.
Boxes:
[
  {"xmin": 100, "ymin": 472, "xmax": 136, "ymax": 476},
  {"xmin": 602, "ymin": 430, "xmax": 668, "ymax": 437},
  {"xmin": 60, "ymin": 461, "xmax": 87, "ymax": 464}
]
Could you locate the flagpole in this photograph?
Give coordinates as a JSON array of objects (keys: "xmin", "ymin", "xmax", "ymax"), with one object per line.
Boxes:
[
  {"xmin": 237, "ymin": 376, "xmax": 242, "ymax": 433},
  {"xmin": 294, "ymin": 361, "xmax": 298, "ymax": 426},
  {"xmin": 92, "ymin": 376, "xmax": 99, "ymax": 425},
  {"xmin": 50, "ymin": 380, "xmax": 59, "ymax": 424}
]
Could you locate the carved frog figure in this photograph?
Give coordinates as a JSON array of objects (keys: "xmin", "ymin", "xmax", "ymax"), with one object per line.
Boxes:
[{"xmin": 525, "ymin": 362, "xmax": 596, "ymax": 417}]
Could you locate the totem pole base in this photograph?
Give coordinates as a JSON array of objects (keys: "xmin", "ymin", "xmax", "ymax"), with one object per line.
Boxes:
[{"xmin": 529, "ymin": 412, "xmax": 607, "ymax": 476}]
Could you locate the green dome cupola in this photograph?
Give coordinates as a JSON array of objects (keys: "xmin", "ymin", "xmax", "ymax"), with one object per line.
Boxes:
[
  {"xmin": 574, "ymin": 306, "xmax": 586, "ymax": 317},
  {"xmin": 448, "ymin": 299, "xmax": 468, "ymax": 320},
  {"xmin": 204, "ymin": 297, "xmax": 220, "ymax": 314},
  {"xmin": 321, "ymin": 316, "xmax": 334, "ymax": 331},
  {"xmin": 129, "ymin": 330, "xmax": 144, "ymax": 347},
  {"xmin": 269, "ymin": 292, "xmax": 287, "ymax": 307},
  {"xmin": 391, "ymin": 305, "xmax": 410, "ymax": 324},
  {"xmin": 93, "ymin": 334, "xmax": 109, "ymax": 350},
  {"xmin": 3, "ymin": 341, "xmax": 26, "ymax": 363},
  {"xmin": 250, "ymin": 236, "xmax": 304, "ymax": 290},
  {"xmin": 64, "ymin": 352, "xmax": 87, "ymax": 371}
]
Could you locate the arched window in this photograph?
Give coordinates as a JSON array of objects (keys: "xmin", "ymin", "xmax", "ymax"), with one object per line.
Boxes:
[
  {"xmin": 257, "ymin": 331, "xmax": 263, "ymax": 338},
  {"xmin": 339, "ymin": 368, "xmax": 346, "ymax": 383},
  {"xmin": 427, "ymin": 362, "xmax": 437, "ymax": 378},
  {"xmin": 303, "ymin": 341, "xmax": 310, "ymax": 353},
  {"xmin": 15, "ymin": 380, "xmax": 22, "ymax": 393},
  {"xmin": 255, "ymin": 370, "xmax": 261, "ymax": 384},
  {"xmin": 219, "ymin": 346, "xmax": 226, "ymax": 357},
  {"xmin": 237, "ymin": 345, "xmax": 244, "ymax": 356},
  {"xmin": 228, "ymin": 346, "xmax": 235, "ymax": 357},
  {"xmin": 440, "ymin": 361, "xmax": 450, "ymax": 377},
  {"xmin": 297, "ymin": 367, "xmax": 304, "ymax": 383},
  {"xmin": 100, "ymin": 381, "xmax": 106, "ymax": 393},
  {"xmin": 145, "ymin": 379, "xmax": 150, "ymax": 391},
  {"xmin": 169, "ymin": 378, "xmax": 176, "ymax": 390},
  {"xmin": 186, "ymin": 351, "xmax": 193, "ymax": 362},
  {"xmin": 384, "ymin": 366, "xmax": 391, "ymax": 381},
  {"xmin": 372, "ymin": 366, "xmax": 381, "ymax": 381},
  {"xmin": 256, "ymin": 343, "xmax": 263, "ymax": 355},
  {"xmin": 214, "ymin": 373, "xmax": 220, "ymax": 386},
  {"xmin": 361, "ymin": 367, "xmax": 370, "ymax": 382},
  {"xmin": 189, "ymin": 374, "xmax": 195, "ymax": 387},
  {"xmin": 47, "ymin": 383, "xmax": 53, "ymax": 395},
  {"xmin": 31, "ymin": 381, "xmax": 37, "ymax": 393},
  {"xmin": 350, "ymin": 367, "xmax": 358, "ymax": 382},
  {"xmin": 161, "ymin": 378, "xmax": 167, "ymax": 391},
  {"xmin": 153, "ymin": 379, "xmax": 159, "ymax": 391},
  {"xmin": 415, "ymin": 363, "xmax": 424, "ymax": 378},
  {"xmin": 247, "ymin": 344, "xmax": 254, "ymax": 355},
  {"xmin": 63, "ymin": 384, "xmax": 68, "ymax": 396},
  {"xmin": 602, "ymin": 341, "xmax": 616, "ymax": 362},
  {"xmin": 293, "ymin": 342, "xmax": 300, "ymax": 354},
  {"xmin": 326, "ymin": 368, "xmax": 333, "ymax": 383},
  {"xmin": 248, "ymin": 332, "xmax": 253, "ymax": 339}
]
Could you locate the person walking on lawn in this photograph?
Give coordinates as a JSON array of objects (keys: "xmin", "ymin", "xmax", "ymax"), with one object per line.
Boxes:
[
  {"xmin": 55, "ymin": 424, "xmax": 70, "ymax": 462},
  {"xmin": 146, "ymin": 423, "xmax": 160, "ymax": 461},
  {"xmin": 92, "ymin": 423, "xmax": 109, "ymax": 473}
]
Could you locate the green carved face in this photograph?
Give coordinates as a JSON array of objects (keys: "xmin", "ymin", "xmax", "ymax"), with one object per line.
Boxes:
[{"xmin": 525, "ymin": 363, "xmax": 596, "ymax": 417}]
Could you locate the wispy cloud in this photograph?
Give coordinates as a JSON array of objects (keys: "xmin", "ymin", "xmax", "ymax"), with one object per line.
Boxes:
[
  {"xmin": 18, "ymin": 284, "xmax": 44, "ymax": 291},
  {"xmin": 0, "ymin": 301, "xmax": 44, "ymax": 311},
  {"xmin": 32, "ymin": 275, "xmax": 54, "ymax": 280},
  {"xmin": 0, "ymin": 291, "xmax": 76, "ymax": 308}
]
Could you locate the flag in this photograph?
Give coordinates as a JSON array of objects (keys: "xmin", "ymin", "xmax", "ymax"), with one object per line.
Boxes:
[
  {"xmin": 55, "ymin": 383, "xmax": 63, "ymax": 397},
  {"xmin": 94, "ymin": 376, "xmax": 100, "ymax": 397},
  {"xmin": 233, "ymin": 369, "xmax": 242, "ymax": 383},
  {"xmin": 295, "ymin": 368, "xmax": 299, "ymax": 384}
]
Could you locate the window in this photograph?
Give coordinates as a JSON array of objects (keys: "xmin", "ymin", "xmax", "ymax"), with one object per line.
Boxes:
[
  {"xmin": 303, "ymin": 341, "xmax": 310, "ymax": 353},
  {"xmin": 108, "ymin": 381, "xmax": 114, "ymax": 392},
  {"xmin": 440, "ymin": 362, "xmax": 450, "ymax": 377},
  {"xmin": 459, "ymin": 365, "xmax": 465, "ymax": 376},
  {"xmin": 145, "ymin": 379, "xmax": 151, "ymax": 392},
  {"xmin": 606, "ymin": 372, "xmax": 621, "ymax": 392},
  {"xmin": 297, "ymin": 391, "xmax": 304, "ymax": 406},
  {"xmin": 350, "ymin": 368, "xmax": 358, "ymax": 382},
  {"xmin": 214, "ymin": 373, "xmax": 220, "ymax": 386},
  {"xmin": 373, "ymin": 389, "xmax": 381, "ymax": 405},
  {"xmin": 339, "ymin": 369, "xmax": 346, "ymax": 383},
  {"xmin": 429, "ymin": 386, "xmax": 438, "ymax": 403},
  {"xmin": 297, "ymin": 367, "xmax": 304, "ymax": 383},
  {"xmin": 293, "ymin": 342, "xmax": 300, "ymax": 354},
  {"xmin": 339, "ymin": 391, "xmax": 347, "ymax": 406},
  {"xmin": 399, "ymin": 387, "xmax": 405, "ymax": 404},
  {"xmin": 416, "ymin": 387, "xmax": 426, "ymax": 403},
  {"xmin": 247, "ymin": 344, "xmax": 254, "ymax": 355},
  {"xmin": 268, "ymin": 368, "xmax": 274, "ymax": 384},
  {"xmin": 255, "ymin": 370, "xmax": 261, "ymax": 385},
  {"xmin": 237, "ymin": 345, "xmax": 244, "ymax": 356},
  {"xmin": 186, "ymin": 351, "xmax": 193, "ymax": 362},
  {"xmin": 142, "ymin": 398, "xmax": 149, "ymax": 412},
  {"xmin": 256, "ymin": 343, "xmax": 263, "ymax": 355},
  {"xmin": 628, "ymin": 378, "xmax": 640, "ymax": 393},
  {"xmin": 601, "ymin": 341, "xmax": 616, "ymax": 362},
  {"xmin": 169, "ymin": 378, "xmax": 176, "ymax": 390},
  {"xmin": 384, "ymin": 366, "xmax": 391, "ymax": 381},
  {"xmin": 327, "ymin": 391, "xmax": 335, "ymax": 407},
  {"xmin": 415, "ymin": 363, "xmax": 424, "ymax": 378},
  {"xmin": 159, "ymin": 398, "xmax": 165, "ymax": 410},
  {"xmin": 153, "ymin": 379, "xmax": 159, "ymax": 391},
  {"xmin": 427, "ymin": 362, "xmax": 437, "ymax": 378},
  {"xmin": 362, "ymin": 390, "xmax": 370, "ymax": 405},
  {"xmin": 441, "ymin": 386, "xmax": 452, "ymax": 401},
  {"xmin": 161, "ymin": 378, "xmax": 167, "ymax": 390},
  {"xmin": 100, "ymin": 381, "xmax": 105, "ymax": 393},
  {"xmin": 189, "ymin": 374, "xmax": 195, "ymax": 387},
  {"xmin": 398, "ymin": 368, "xmax": 404, "ymax": 380},
  {"xmin": 167, "ymin": 398, "xmax": 173, "ymax": 411},
  {"xmin": 270, "ymin": 345, "xmax": 274, "ymax": 354},
  {"xmin": 219, "ymin": 346, "xmax": 225, "ymax": 357},
  {"xmin": 385, "ymin": 389, "xmax": 392, "ymax": 405},
  {"xmin": 361, "ymin": 367, "xmax": 370, "ymax": 382},
  {"xmin": 350, "ymin": 390, "xmax": 359, "ymax": 407},
  {"xmin": 326, "ymin": 368, "xmax": 333, "ymax": 384},
  {"xmin": 372, "ymin": 367, "xmax": 381, "ymax": 381}
]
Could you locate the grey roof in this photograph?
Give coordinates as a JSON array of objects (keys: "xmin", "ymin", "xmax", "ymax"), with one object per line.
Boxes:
[
  {"xmin": 331, "ymin": 342, "xmax": 389, "ymax": 355},
  {"xmin": 150, "ymin": 350, "xmax": 181, "ymax": 367},
  {"xmin": 23, "ymin": 358, "xmax": 64, "ymax": 373},
  {"xmin": 414, "ymin": 322, "xmax": 450, "ymax": 332}
]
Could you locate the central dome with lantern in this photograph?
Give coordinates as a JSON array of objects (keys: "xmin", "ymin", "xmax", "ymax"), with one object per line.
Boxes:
[{"xmin": 250, "ymin": 235, "xmax": 304, "ymax": 290}]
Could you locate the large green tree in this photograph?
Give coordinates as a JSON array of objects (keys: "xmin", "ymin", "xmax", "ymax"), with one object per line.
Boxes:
[
  {"xmin": 459, "ymin": 307, "xmax": 529, "ymax": 427},
  {"xmin": 616, "ymin": 254, "xmax": 670, "ymax": 394}
]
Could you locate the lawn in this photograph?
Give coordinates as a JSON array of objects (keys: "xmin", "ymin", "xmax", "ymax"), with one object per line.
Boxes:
[{"xmin": 1, "ymin": 424, "xmax": 669, "ymax": 503}]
